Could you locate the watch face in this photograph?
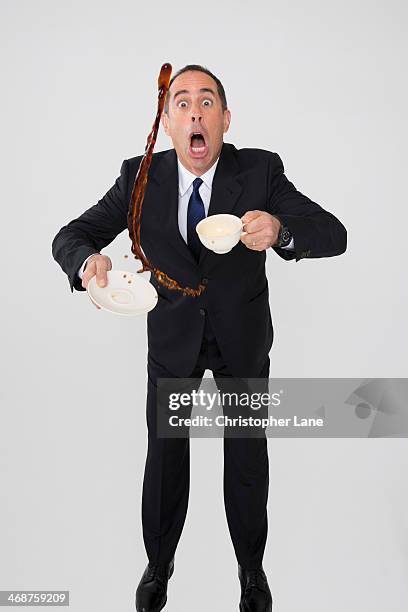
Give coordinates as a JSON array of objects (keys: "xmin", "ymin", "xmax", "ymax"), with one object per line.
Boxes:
[
  {"xmin": 279, "ymin": 226, "xmax": 291, "ymax": 246},
  {"xmin": 282, "ymin": 228, "xmax": 291, "ymax": 242}
]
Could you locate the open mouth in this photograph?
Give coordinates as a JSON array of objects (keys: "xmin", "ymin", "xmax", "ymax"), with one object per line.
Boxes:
[{"xmin": 189, "ymin": 132, "xmax": 208, "ymax": 158}]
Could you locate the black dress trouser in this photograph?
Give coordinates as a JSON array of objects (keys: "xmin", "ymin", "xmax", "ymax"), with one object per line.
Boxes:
[{"xmin": 142, "ymin": 318, "xmax": 270, "ymax": 570}]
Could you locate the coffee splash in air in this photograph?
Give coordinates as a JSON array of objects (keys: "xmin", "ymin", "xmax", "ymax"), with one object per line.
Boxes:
[{"xmin": 126, "ymin": 62, "xmax": 206, "ymax": 298}]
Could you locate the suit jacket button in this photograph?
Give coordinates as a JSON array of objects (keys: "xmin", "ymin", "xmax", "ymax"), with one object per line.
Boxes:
[
  {"xmin": 199, "ymin": 308, "xmax": 206, "ymax": 316},
  {"xmin": 201, "ymin": 277, "xmax": 209, "ymax": 285}
]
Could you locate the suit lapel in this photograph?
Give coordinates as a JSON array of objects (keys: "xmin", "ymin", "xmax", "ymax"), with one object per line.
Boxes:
[{"xmin": 147, "ymin": 142, "xmax": 244, "ymax": 268}]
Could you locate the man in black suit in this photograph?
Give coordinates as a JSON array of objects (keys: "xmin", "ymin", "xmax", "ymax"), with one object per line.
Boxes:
[{"xmin": 52, "ymin": 64, "xmax": 347, "ymax": 612}]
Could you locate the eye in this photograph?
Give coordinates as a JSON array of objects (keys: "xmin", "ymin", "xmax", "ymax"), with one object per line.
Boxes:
[
  {"xmin": 202, "ymin": 99, "xmax": 213, "ymax": 107},
  {"xmin": 177, "ymin": 100, "xmax": 188, "ymax": 108}
]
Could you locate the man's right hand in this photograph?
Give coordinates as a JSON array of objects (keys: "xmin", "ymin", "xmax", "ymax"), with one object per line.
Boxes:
[{"xmin": 81, "ymin": 254, "xmax": 112, "ymax": 309}]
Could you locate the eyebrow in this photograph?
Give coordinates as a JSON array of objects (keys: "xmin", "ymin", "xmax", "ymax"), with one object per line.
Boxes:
[{"xmin": 173, "ymin": 87, "xmax": 216, "ymax": 100}]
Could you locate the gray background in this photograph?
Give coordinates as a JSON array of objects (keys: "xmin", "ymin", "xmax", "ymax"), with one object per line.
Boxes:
[{"xmin": 1, "ymin": 0, "xmax": 407, "ymax": 610}]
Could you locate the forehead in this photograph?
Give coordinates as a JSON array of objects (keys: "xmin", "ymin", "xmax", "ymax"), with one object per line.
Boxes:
[{"xmin": 170, "ymin": 71, "xmax": 218, "ymax": 98}]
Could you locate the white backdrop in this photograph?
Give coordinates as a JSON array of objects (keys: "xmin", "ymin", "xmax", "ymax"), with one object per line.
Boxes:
[{"xmin": 1, "ymin": 1, "xmax": 407, "ymax": 611}]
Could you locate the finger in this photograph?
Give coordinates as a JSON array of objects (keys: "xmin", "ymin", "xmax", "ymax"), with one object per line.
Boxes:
[
  {"xmin": 81, "ymin": 267, "xmax": 96, "ymax": 289},
  {"xmin": 95, "ymin": 261, "xmax": 109, "ymax": 288},
  {"xmin": 241, "ymin": 231, "xmax": 271, "ymax": 251},
  {"xmin": 241, "ymin": 209, "xmax": 263, "ymax": 224},
  {"xmin": 81, "ymin": 272, "xmax": 92, "ymax": 289},
  {"xmin": 241, "ymin": 228, "xmax": 274, "ymax": 244},
  {"xmin": 243, "ymin": 215, "xmax": 272, "ymax": 234},
  {"xmin": 81, "ymin": 259, "xmax": 98, "ymax": 288},
  {"xmin": 243, "ymin": 239, "xmax": 268, "ymax": 251}
]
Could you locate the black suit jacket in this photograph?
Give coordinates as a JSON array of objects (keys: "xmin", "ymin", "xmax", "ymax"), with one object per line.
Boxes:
[{"xmin": 52, "ymin": 142, "xmax": 347, "ymax": 377}]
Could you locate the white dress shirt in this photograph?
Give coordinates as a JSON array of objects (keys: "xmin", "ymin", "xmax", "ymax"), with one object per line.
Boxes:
[{"xmin": 77, "ymin": 155, "xmax": 295, "ymax": 279}]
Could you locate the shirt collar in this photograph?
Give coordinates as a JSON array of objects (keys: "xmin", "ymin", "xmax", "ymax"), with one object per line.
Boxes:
[{"xmin": 177, "ymin": 155, "xmax": 220, "ymax": 196}]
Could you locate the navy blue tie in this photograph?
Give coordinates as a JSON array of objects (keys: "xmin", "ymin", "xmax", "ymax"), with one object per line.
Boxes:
[{"xmin": 187, "ymin": 177, "xmax": 205, "ymax": 261}]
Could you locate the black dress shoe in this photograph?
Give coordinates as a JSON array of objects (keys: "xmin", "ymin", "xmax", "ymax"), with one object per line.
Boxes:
[
  {"xmin": 238, "ymin": 564, "xmax": 273, "ymax": 612},
  {"xmin": 135, "ymin": 557, "xmax": 174, "ymax": 612}
]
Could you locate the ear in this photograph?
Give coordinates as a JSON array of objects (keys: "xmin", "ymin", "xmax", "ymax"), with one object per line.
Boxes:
[
  {"xmin": 223, "ymin": 109, "xmax": 231, "ymax": 134},
  {"xmin": 161, "ymin": 112, "xmax": 170, "ymax": 136}
]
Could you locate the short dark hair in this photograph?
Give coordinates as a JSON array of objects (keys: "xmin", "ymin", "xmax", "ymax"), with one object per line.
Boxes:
[{"xmin": 163, "ymin": 64, "xmax": 228, "ymax": 113}]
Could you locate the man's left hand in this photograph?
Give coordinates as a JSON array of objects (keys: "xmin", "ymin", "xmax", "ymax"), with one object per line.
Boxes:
[{"xmin": 240, "ymin": 210, "xmax": 281, "ymax": 251}]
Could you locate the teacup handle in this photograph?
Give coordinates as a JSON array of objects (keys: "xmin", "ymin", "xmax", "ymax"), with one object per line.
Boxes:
[{"xmin": 241, "ymin": 221, "xmax": 248, "ymax": 237}]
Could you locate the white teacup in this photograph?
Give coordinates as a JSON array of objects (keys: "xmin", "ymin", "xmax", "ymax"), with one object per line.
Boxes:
[{"xmin": 196, "ymin": 214, "xmax": 247, "ymax": 254}]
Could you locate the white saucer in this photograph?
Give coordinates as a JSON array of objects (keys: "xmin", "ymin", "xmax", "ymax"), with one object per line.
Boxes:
[{"xmin": 87, "ymin": 270, "xmax": 158, "ymax": 316}]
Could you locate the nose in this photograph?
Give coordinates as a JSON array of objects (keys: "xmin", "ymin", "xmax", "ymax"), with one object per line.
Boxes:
[{"xmin": 190, "ymin": 101, "xmax": 202, "ymax": 122}]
